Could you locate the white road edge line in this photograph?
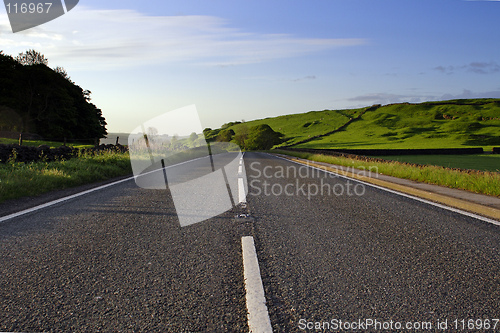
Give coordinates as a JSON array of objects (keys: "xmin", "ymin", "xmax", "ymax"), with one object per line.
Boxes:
[
  {"xmin": 0, "ymin": 176, "xmax": 135, "ymax": 224},
  {"xmin": 271, "ymin": 154, "xmax": 500, "ymax": 227},
  {"xmin": 242, "ymin": 236, "xmax": 273, "ymax": 333},
  {"xmin": 0, "ymin": 154, "xmax": 215, "ymax": 224}
]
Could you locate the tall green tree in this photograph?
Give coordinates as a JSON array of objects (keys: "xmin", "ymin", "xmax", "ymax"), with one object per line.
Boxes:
[
  {"xmin": 0, "ymin": 50, "xmax": 107, "ymax": 141},
  {"xmin": 245, "ymin": 124, "xmax": 283, "ymax": 150},
  {"xmin": 233, "ymin": 124, "xmax": 249, "ymax": 149},
  {"xmin": 216, "ymin": 128, "xmax": 235, "ymax": 142}
]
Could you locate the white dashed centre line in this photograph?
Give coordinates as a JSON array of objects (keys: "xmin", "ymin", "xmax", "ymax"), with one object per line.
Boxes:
[
  {"xmin": 242, "ymin": 236, "xmax": 273, "ymax": 333},
  {"xmin": 238, "ymin": 178, "xmax": 246, "ymax": 204},
  {"xmin": 238, "ymin": 155, "xmax": 246, "ymax": 204}
]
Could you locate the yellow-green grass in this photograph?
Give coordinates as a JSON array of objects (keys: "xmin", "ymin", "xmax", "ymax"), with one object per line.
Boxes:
[
  {"xmin": 0, "ymin": 150, "xmax": 132, "ymax": 203},
  {"xmin": 274, "ymin": 150, "xmax": 500, "ymax": 197},
  {"xmin": 375, "ymin": 154, "xmax": 500, "ymax": 172}
]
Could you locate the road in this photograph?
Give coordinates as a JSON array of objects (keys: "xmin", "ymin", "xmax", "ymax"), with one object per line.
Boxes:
[
  {"xmin": 244, "ymin": 153, "xmax": 500, "ymax": 331},
  {"xmin": 1, "ymin": 152, "xmax": 500, "ymax": 332}
]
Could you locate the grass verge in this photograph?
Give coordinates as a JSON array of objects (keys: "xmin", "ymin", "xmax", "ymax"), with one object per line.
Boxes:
[
  {"xmin": 0, "ymin": 137, "xmax": 94, "ymax": 148},
  {"xmin": 273, "ymin": 150, "xmax": 500, "ymax": 197},
  {"xmin": 0, "ymin": 150, "xmax": 132, "ymax": 203},
  {"xmin": 375, "ymin": 154, "xmax": 500, "ymax": 172}
]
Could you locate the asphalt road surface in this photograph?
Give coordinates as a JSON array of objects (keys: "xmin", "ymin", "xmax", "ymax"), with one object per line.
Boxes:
[{"xmin": 1, "ymin": 152, "xmax": 500, "ymax": 332}]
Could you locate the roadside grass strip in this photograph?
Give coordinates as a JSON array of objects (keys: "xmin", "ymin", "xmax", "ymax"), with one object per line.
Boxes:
[{"xmin": 0, "ymin": 150, "xmax": 132, "ymax": 203}]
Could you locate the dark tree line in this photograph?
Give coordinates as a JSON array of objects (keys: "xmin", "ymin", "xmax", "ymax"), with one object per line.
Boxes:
[{"xmin": 0, "ymin": 50, "xmax": 107, "ymax": 141}]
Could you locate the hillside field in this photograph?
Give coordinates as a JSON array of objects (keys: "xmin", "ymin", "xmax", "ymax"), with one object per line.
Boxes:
[
  {"xmin": 225, "ymin": 99, "xmax": 500, "ymax": 151},
  {"xmin": 227, "ymin": 108, "xmax": 365, "ymax": 147}
]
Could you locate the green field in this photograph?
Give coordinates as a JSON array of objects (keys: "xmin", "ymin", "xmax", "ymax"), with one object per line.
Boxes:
[
  {"xmin": 375, "ymin": 154, "xmax": 500, "ymax": 172},
  {"xmin": 293, "ymin": 100, "xmax": 500, "ymax": 150},
  {"xmin": 228, "ymin": 108, "xmax": 365, "ymax": 147},
  {"xmin": 224, "ymin": 98, "xmax": 500, "ymax": 151}
]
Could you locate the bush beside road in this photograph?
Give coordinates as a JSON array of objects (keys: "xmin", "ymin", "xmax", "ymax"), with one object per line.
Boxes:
[{"xmin": 0, "ymin": 148, "xmax": 132, "ymax": 203}]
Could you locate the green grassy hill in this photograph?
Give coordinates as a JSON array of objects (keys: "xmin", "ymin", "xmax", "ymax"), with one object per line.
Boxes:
[
  {"xmin": 225, "ymin": 99, "xmax": 500, "ymax": 151},
  {"xmin": 227, "ymin": 108, "xmax": 365, "ymax": 147}
]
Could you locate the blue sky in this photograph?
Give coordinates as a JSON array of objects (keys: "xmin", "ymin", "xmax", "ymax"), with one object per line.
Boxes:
[{"xmin": 1, "ymin": 0, "xmax": 500, "ymax": 133}]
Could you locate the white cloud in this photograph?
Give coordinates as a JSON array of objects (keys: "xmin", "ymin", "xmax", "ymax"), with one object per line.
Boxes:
[
  {"xmin": 292, "ymin": 75, "xmax": 317, "ymax": 82},
  {"xmin": 0, "ymin": 6, "xmax": 367, "ymax": 70},
  {"xmin": 434, "ymin": 62, "xmax": 500, "ymax": 75},
  {"xmin": 347, "ymin": 93, "xmax": 430, "ymax": 104},
  {"xmin": 347, "ymin": 89, "xmax": 500, "ymax": 105},
  {"xmin": 440, "ymin": 89, "xmax": 500, "ymax": 100}
]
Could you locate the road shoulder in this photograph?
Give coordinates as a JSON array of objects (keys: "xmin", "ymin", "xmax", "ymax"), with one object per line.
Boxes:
[
  {"xmin": 0, "ymin": 174, "xmax": 134, "ymax": 217},
  {"xmin": 273, "ymin": 153, "xmax": 500, "ymax": 221}
]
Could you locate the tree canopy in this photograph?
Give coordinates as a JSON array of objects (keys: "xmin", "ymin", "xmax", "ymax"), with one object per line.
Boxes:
[
  {"xmin": 0, "ymin": 50, "xmax": 107, "ymax": 141},
  {"xmin": 15, "ymin": 49, "xmax": 49, "ymax": 66},
  {"xmin": 204, "ymin": 123, "xmax": 283, "ymax": 150},
  {"xmin": 216, "ymin": 128, "xmax": 235, "ymax": 142},
  {"xmin": 244, "ymin": 124, "xmax": 283, "ymax": 150}
]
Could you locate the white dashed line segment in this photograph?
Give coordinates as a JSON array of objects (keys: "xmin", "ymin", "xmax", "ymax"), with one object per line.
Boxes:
[
  {"xmin": 237, "ymin": 155, "xmax": 247, "ymax": 204},
  {"xmin": 238, "ymin": 178, "xmax": 246, "ymax": 204},
  {"xmin": 242, "ymin": 236, "xmax": 273, "ymax": 333}
]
